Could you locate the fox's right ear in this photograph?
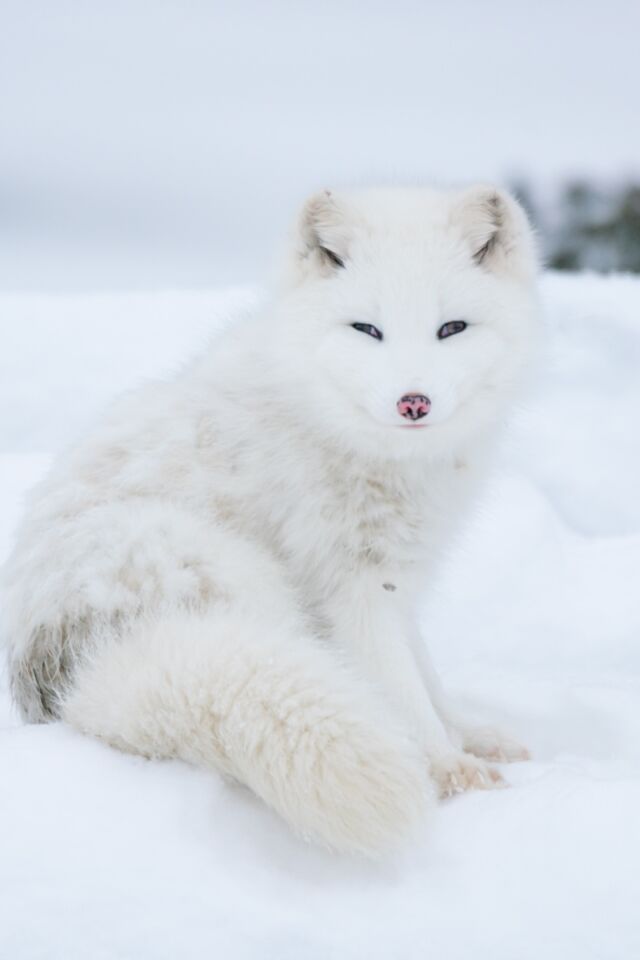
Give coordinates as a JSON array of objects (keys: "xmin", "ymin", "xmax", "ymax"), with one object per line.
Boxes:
[
  {"xmin": 292, "ymin": 190, "xmax": 352, "ymax": 278},
  {"xmin": 451, "ymin": 185, "xmax": 538, "ymax": 283}
]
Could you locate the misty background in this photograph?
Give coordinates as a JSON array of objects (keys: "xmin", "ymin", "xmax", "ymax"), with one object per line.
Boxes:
[{"xmin": 2, "ymin": 0, "xmax": 640, "ymax": 291}]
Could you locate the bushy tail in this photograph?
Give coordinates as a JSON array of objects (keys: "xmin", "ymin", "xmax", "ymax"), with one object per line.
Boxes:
[{"xmin": 63, "ymin": 611, "xmax": 432, "ymax": 856}]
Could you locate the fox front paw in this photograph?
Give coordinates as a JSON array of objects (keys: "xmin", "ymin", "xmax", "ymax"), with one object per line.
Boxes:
[
  {"xmin": 461, "ymin": 727, "xmax": 530, "ymax": 763},
  {"xmin": 428, "ymin": 752, "xmax": 505, "ymax": 798}
]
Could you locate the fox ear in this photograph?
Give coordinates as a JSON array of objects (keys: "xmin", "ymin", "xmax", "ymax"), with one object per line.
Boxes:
[
  {"xmin": 452, "ymin": 186, "xmax": 538, "ymax": 281},
  {"xmin": 296, "ymin": 190, "xmax": 352, "ymax": 275}
]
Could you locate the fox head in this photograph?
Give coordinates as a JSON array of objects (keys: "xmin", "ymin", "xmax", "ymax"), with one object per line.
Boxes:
[{"xmin": 269, "ymin": 185, "xmax": 539, "ymax": 460}]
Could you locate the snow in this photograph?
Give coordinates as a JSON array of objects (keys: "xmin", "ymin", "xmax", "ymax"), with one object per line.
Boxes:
[{"xmin": 1, "ymin": 273, "xmax": 640, "ymax": 958}]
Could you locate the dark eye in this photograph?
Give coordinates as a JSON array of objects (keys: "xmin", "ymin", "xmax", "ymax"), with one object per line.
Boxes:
[
  {"xmin": 437, "ymin": 320, "xmax": 468, "ymax": 340},
  {"xmin": 351, "ymin": 322, "xmax": 384, "ymax": 341}
]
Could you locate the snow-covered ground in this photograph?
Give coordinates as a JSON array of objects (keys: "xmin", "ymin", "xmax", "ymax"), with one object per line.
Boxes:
[{"xmin": 1, "ymin": 273, "xmax": 639, "ymax": 959}]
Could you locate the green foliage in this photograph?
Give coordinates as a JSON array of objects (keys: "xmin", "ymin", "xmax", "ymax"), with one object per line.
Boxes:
[{"xmin": 511, "ymin": 181, "xmax": 640, "ymax": 273}]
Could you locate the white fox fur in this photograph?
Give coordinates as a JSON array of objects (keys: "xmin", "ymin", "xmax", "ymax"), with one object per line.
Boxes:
[{"xmin": 2, "ymin": 185, "xmax": 539, "ymax": 856}]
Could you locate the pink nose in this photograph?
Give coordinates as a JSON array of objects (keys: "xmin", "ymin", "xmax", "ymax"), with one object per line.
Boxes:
[{"xmin": 397, "ymin": 393, "xmax": 431, "ymax": 421}]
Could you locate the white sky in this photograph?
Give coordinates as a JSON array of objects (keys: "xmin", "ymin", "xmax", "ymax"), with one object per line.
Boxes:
[{"xmin": 1, "ymin": 0, "xmax": 639, "ymax": 289}]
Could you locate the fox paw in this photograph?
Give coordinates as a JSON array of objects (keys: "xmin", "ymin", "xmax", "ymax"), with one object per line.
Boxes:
[
  {"xmin": 429, "ymin": 752, "xmax": 505, "ymax": 798},
  {"xmin": 461, "ymin": 727, "xmax": 530, "ymax": 763}
]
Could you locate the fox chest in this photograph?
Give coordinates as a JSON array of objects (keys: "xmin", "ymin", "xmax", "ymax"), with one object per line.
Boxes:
[
  {"xmin": 273, "ymin": 469, "xmax": 446, "ymax": 594},
  {"xmin": 203, "ymin": 436, "xmax": 469, "ymax": 600}
]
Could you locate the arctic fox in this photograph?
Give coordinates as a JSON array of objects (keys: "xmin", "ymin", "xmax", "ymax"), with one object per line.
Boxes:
[{"xmin": 3, "ymin": 186, "xmax": 538, "ymax": 856}]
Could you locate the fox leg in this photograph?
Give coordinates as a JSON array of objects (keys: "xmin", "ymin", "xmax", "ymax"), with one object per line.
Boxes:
[
  {"xmin": 410, "ymin": 636, "xmax": 530, "ymax": 764},
  {"xmin": 328, "ymin": 574, "xmax": 506, "ymax": 797}
]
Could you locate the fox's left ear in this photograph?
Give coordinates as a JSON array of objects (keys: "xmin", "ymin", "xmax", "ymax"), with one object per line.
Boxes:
[
  {"xmin": 452, "ymin": 186, "xmax": 538, "ymax": 282},
  {"xmin": 291, "ymin": 190, "xmax": 354, "ymax": 279}
]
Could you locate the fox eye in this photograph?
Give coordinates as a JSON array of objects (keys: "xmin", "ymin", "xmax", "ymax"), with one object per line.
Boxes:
[
  {"xmin": 351, "ymin": 322, "xmax": 384, "ymax": 341},
  {"xmin": 437, "ymin": 320, "xmax": 468, "ymax": 340}
]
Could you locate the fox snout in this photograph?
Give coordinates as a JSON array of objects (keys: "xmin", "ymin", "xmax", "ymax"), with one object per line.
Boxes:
[{"xmin": 397, "ymin": 394, "xmax": 431, "ymax": 421}]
